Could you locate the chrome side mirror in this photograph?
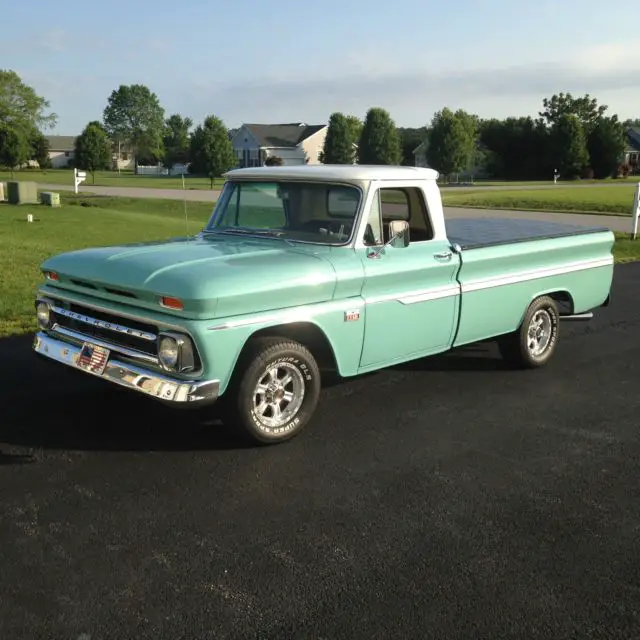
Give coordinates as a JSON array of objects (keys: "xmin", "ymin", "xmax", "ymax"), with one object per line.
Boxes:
[
  {"xmin": 388, "ymin": 220, "xmax": 410, "ymax": 249},
  {"xmin": 367, "ymin": 220, "xmax": 410, "ymax": 259}
]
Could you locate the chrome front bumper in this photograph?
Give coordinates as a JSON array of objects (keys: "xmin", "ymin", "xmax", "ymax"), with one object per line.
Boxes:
[{"xmin": 33, "ymin": 332, "xmax": 220, "ymax": 404}]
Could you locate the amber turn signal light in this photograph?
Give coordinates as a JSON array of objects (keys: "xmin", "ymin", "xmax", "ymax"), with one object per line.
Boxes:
[{"xmin": 160, "ymin": 296, "xmax": 184, "ymax": 310}]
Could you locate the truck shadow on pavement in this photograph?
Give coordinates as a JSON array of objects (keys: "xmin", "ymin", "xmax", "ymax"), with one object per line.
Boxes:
[{"xmin": 1, "ymin": 334, "xmax": 507, "ymax": 454}]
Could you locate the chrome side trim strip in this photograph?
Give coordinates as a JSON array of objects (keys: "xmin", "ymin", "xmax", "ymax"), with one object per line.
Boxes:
[
  {"xmin": 367, "ymin": 284, "xmax": 460, "ymax": 306},
  {"xmin": 51, "ymin": 324, "xmax": 160, "ymax": 364},
  {"xmin": 52, "ymin": 305, "xmax": 157, "ymax": 341},
  {"xmin": 33, "ymin": 332, "xmax": 218, "ymax": 404},
  {"xmin": 461, "ymin": 256, "xmax": 613, "ymax": 294},
  {"xmin": 208, "ymin": 299, "xmax": 364, "ymax": 331}
]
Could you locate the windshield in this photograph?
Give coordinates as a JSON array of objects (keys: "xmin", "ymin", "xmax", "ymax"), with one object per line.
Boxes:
[{"xmin": 205, "ymin": 180, "xmax": 362, "ymax": 245}]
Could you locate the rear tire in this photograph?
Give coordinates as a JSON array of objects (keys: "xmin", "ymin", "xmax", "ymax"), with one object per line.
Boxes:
[
  {"xmin": 498, "ymin": 295, "xmax": 559, "ymax": 369},
  {"xmin": 222, "ymin": 337, "xmax": 321, "ymax": 445}
]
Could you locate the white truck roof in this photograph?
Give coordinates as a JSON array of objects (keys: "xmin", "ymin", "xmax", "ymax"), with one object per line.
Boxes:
[{"xmin": 224, "ymin": 164, "xmax": 440, "ymax": 183}]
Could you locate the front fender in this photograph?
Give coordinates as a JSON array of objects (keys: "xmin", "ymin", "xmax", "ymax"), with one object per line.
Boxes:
[{"xmin": 195, "ymin": 299, "xmax": 367, "ymax": 394}]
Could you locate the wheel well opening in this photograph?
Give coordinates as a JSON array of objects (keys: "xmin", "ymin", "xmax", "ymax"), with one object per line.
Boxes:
[
  {"xmin": 245, "ymin": 322, "xmax": 338, "ymax": 371},
  {"xmin": 547, "ymin": 291, "xmax": 574, "ymax": 315}
]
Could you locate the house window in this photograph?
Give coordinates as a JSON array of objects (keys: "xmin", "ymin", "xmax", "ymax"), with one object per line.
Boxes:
[
  {"xmin": 65, "ymin": 151, "xmax": 69, "ymax": 157},
  {"xmin": 122, "ymin": 153, "xmax": 128, "ymax": 161}
]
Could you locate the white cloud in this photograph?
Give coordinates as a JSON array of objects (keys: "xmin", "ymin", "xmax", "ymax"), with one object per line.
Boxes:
[{"xmin": 177, "ymin": 44, "xmax": 640, "ymax": 126}]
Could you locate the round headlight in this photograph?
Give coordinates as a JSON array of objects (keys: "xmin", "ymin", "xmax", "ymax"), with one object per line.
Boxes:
[
  {"xmin": 158, "ymin": 336, "xmax": 179, "ymax": 369},
  {"xmin": 36, "ymin": 302, "xmax": 50, "ymax": 329}
]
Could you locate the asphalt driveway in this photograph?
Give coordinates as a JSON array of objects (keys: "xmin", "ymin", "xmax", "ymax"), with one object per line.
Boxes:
[{"xmin": 1, "ymin": 263, "xmax": 639, "ymax": 639}]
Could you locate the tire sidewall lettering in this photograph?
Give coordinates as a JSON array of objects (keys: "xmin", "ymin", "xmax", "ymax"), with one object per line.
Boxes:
[{"xmin": 250, "ymin": 353, "xmax": 312, "ymax": 434}]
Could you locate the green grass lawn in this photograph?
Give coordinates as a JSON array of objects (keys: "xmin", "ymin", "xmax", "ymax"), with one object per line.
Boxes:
[
  {"xmin": 445, "ymin": 177, "xmax": 640, "ymax": 187},
  {"xmin": 0, "ymin": 193, "xmax": 213, "ymax": 337},
  {"xmin": 442, "ymin": 185, "xmax": 638, "ymax": 215},
  {"xmin": 1, "ymin": 193, "xmax": 638, "ymax": 338},
  {"xmin": 0, "ymin": 168, "xmax": 225, "ymax": 190}
]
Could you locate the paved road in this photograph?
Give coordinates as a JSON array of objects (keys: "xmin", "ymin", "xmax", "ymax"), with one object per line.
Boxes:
[
  {"xmin": 1, "ymin": 264, "xmax": 639, "ymax": 639},
  {"xmin": 41, "ymin": 179, "xmax": 639, "ymax": 199},
  {"xmin": 41, "ymin": 182, "xmax": 632, "ymax": 233}
]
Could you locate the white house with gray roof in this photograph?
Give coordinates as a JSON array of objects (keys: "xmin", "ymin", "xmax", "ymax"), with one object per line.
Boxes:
[
  {"xmin": 231, "ymin": 123, "xmax": 327, "ymax": 167},
  {"xmin": 45, "ymin": 135, "xmax": 77, "ymax": 168}
]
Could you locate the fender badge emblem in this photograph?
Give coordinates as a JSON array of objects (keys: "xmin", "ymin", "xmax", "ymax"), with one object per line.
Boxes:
[{"xmin": 344, "ymin": 309, "xmax": 360, "ymax": 322}]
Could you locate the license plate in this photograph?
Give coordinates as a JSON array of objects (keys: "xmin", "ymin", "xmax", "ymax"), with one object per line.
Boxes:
[{"xmin": 76, "ymin": 342, "xmax": 110, "ymax": 375}]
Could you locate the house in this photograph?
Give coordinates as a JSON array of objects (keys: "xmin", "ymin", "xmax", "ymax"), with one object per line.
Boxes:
[
  {"xmin": 111, "ymin": 140, "xmax": 135, "ymax": 171},
  {"xmin": 623, "ymin": 127, "xmax": 640, "ymax": 170},
  {"xmin": 231, "ymin": 123, "xmax": 328, "ymax": 167},
  {"xmin": 45, "ymin": 135, "xmax": 76, "ymax": 168},
  {"xmin": 413, "ymin": 140, "xmax": 429, "ymax": 168}
]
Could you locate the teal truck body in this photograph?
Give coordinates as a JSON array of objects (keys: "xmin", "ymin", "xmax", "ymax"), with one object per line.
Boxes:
[{"xmin": 33, "ymin": 165, "xmax": 614, "ymax": 443}]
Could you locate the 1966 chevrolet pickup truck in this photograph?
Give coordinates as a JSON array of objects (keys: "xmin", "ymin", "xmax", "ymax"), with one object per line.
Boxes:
[{"xmin": 33, "ymin": 165, "xmax": 614, "ymax": 444}]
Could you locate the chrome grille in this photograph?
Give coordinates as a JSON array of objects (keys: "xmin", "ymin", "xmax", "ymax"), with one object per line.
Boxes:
[{"xmin": 50, "ymin": 303, "xmax": 158, "ymax": 357}]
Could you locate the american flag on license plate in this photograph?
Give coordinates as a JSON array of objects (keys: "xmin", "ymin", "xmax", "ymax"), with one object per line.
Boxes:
[{"xmin": 78, "ymin": 344, "xmax": 109, "ymax": 372}]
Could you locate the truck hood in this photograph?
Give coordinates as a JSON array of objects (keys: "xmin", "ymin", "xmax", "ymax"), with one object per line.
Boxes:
[{"xmin": 41, "ymin": 234, "xmax": 338, "ymax": 319}]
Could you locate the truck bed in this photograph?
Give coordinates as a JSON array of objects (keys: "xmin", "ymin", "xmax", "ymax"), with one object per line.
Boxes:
[{"xmin": 445, "ymin": 217, "xmax": 610, "ymax": 251}]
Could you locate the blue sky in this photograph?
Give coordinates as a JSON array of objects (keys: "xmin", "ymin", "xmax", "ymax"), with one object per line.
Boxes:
[{"xmin": 3, "ymin": 0, "xmax": 639, "ymax": 134}]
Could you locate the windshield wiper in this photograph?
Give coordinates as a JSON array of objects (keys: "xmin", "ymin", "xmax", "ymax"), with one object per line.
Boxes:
[{"xmin": 203, "ymin": 228, "xmax": 296, "ymax": 246}]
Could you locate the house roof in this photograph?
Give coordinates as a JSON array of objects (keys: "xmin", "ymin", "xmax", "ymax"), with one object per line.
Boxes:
[
  {"xmin": 225, "ymin": 164, "xmax": 440, "ymax": 183},
  {"xmin": 626, "ymin": 127, "xmax": 640, "ymax": 152},
  {"xmin": 242, "ymin": 123, "xmax": 326, "ymax": 148},
  {"xmin": 45, "ymin": 135, "xmax": 77, "ymax": 151}
]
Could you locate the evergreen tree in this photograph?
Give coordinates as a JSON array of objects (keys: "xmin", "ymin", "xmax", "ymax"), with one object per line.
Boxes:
[
  {"xmin": 322, "ymin": 112, "xmax": 355, "ymax": 164},
  {"xmin": 189, "ymin": 115, "xmax": 236, "ymax": 187},
  {"xmin": 358, "ymin": 107, "xmax": 402, "ymax": 165}
]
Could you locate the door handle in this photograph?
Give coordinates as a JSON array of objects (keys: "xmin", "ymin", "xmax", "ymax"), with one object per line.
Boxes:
[{"xmin": 434, "ymin": 251, "xmax": 452, "ymax": 260}]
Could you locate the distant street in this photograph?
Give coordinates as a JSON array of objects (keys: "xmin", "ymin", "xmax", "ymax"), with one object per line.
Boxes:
[{"xmin": 38, "ymin": 181, "xmax": 633, "ymax": 233}]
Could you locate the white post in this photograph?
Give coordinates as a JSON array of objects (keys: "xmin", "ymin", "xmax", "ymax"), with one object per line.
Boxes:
[
  {"xmin": 74, "ymin": 168, "xmax": 87, "ymax": 194},
  {"xmin": 632, "ymin": 182, "xmax": 640, "ymax": 240}
]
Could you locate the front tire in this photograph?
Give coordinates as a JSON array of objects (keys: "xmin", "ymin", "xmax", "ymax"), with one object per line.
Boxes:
[
  {"xmin": 223, "ymin": 338, "xmax": 321, "ymax": 445},
  {"xmin": 498, "ymin": 295, "xmax": 559, "ymax": 368}
]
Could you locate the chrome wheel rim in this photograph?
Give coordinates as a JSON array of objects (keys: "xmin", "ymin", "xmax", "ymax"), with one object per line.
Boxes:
[
  {"xmin": 252, "ymin": 362, "xmax": 305, "ymax": 429},
  {"xmin": 527, "ymin": 309, "xmax": 553, "ymax": 357}
]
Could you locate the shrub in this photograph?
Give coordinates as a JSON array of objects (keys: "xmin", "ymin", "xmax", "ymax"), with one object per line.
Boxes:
[
  {"xmin": 264, "ymin": 155, "xmax": 283, "ymax": 166},
  {"xmin": 619, "ymin": 163, "xmax": 631, "ymax": 178},
  {"xmin": 582, "ymin": 166, "xmax": 594, "ymax": 179}
]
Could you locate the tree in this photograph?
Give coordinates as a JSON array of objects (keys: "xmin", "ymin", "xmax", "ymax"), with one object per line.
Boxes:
[
  {"xmin": 189, "ymin": 115, "xmax": 237, "ymax": 187},
  {"xmin": 29, "ymin": 131, "xmax": 51, "ymax": 169},
  {"xmin": 358, "ymin": 107, "xmax": 402, "ymax": 165},
  {"xmin": 74, "ymin": 122, "xmax": 112, "ymax": 183},
  {"xmin": 549, "ymin": 114, "xmax": 589, "ymax": 179},
  {"xmin": 587, "ymin": 116, "xmax": 626, "ymax": 179},
  {"xmin": 322, "ymin": 112, "xmax": 355, "ymax": 164},
  {"xmin": 426, "ymin": 108, "xmax": 477, "ymax": 179},
  {"xmin": 539, "ymin": 92, "xmax": 607, "ymax": 136},
  {"xmin": 0, "ymin": 69, "xmax": 57, "ymax": 133},
  {"xmin": 163, "ymin": 114, "xmax": 192, "ymax": 169},
  {"xmin": 0, "ymin": 125, "xmax": 30, "ymax": 176},
  {"xmin": 479, "ymin": 116, "xmax": 550, "ymax": 180},
  {"xmin": 103, "ymin": 84, "xmax": 165, "ymax": 167}
]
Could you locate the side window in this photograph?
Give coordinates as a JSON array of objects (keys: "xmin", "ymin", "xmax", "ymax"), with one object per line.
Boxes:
[
  {"xmin": 362, "ymin": 190, "xmax": 383, "ymax": 246},
  {"xmin": 380, "ymin": 187, "xmax": 433, "ymax": 242}
]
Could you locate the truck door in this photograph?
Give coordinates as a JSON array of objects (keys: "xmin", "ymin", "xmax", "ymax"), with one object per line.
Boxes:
[{"xmin": 355, "ymin": 182, "xmax": 461, "ymax": 369}]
